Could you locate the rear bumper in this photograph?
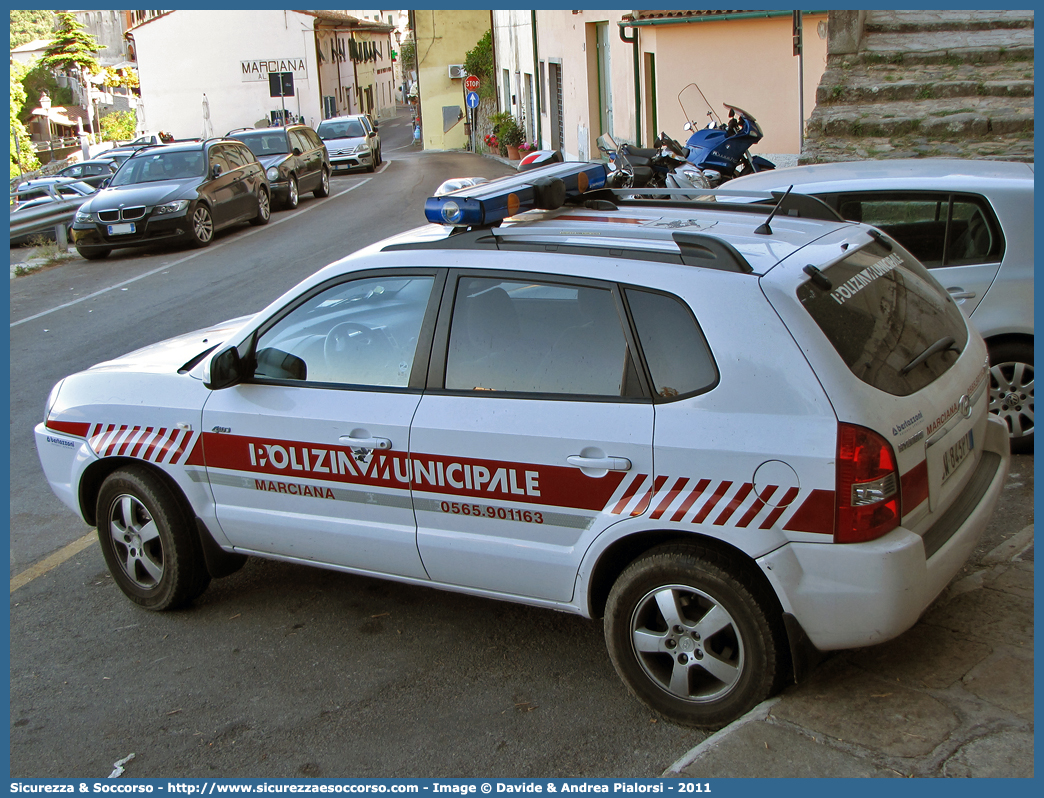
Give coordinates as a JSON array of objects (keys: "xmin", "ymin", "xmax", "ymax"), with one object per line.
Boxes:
[{"xmin": 759, "ymin": 415, "xmax": 1010, "ymax": 651}]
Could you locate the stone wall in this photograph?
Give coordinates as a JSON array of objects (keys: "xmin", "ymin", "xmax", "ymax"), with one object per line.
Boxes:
[{"xmin": 801, "ymin": 10, "xmax": 1033, "ymax": 163}]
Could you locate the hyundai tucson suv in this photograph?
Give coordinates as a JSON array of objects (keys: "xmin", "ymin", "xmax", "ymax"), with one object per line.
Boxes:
[
  {"xmin": 36, "ymin": 162, "xmax": 1008, "ymax": 728},
  {"xmin": 71, "ymin": 139, "xmax": 271, "ymax": 259}
]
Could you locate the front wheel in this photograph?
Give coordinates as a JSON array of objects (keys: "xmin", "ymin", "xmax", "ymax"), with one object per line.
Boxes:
[
  {"xmin": 313, "ymin": 168, "xmax": 330, "ymax": 198},
  {"xmin": 250, "ymin": 189, "xmax": 271, "ymax": 226},
  {"xmin": 284, "ymin": 176, "xmax": 299, "ymax": 210},
  {"xmin": 604, "ymin": 545, "xmax": 787, "ymax": 728},
  {"xmin": 187, "ymin": 203, "xmax": 214, "ymax": 247},
  {"xmin": 96, "ymin": 466, "xmax": 211, "ymax": 610},
  {"xmin": 77, "ymin": 247, "xmax": 111, "ymax": 260},
  {"xmin": 988, "ymin": 340, "xmax": 1034, "ymax": 453}
]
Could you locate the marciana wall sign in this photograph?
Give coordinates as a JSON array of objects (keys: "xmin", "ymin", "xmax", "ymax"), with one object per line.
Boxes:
[{"xmin": 241, "ymin": 58, "xmax": 308, "ymax": 82}]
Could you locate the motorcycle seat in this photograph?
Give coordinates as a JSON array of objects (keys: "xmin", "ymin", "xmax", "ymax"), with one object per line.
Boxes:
[{"xmin": 622, "ymin": 145, "xmax": 659, "ymax": 160}]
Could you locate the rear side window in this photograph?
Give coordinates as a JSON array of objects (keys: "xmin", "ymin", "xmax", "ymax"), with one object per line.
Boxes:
[
  {"xmin": 833, "ymin": 192, "xmax": 1003, "ymax": 268},
  {"xmin": 798, "ymin": 241, "xmax": 969, "ymax": 396},
  {"xmin": 445, "ymin": 277, "xmax": 644, "ymax": 398},
  {"xmin": 626, "ymin": 289, "xmax": 717, "ymax": 400}
]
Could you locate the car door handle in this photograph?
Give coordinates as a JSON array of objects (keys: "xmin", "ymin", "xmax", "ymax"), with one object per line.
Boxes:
[
  {"xmin": 567, "ymin": 455, "xmax": 631, "ymax": 471},
  {"xmin": 947, "ymin": 288, "xmax": 976, "ymax": 300},
  {"xmin": 339, "ymin": 434, "xmax": 392, "ymax": 450}
]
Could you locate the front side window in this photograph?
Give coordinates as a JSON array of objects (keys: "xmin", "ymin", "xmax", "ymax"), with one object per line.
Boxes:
[
  {"xmin": 253, "ymin": 275, "xmax": 436, "ymax": 388},
  {"xmin": 834, "ymin": 192, "xmax": 1003, "ymax": 268},
  {"xmin": 445, "ymin": 276, "xmax": 643, "ymax": 398}
]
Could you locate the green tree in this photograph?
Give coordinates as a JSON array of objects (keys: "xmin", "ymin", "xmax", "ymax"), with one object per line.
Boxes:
[
  {"xmin": 463, "ymin": 30, "xmax": 494, "ymax": 101},
  {"xmin": 399, "ymin": 40, "xmax": 416, "ymax": 74},
  {"xmin": 100, "ymin": 109, "xmax": 137, "ymax": 142},
  {"xmin": 38, "ymin": 11, "xmax": 104, "ymax": 139},
  {"xmin": 18, "ymin": 60, "xmax": 73, "ymax": 125},
  {"xmin": 10, "ymin": 9, "xmax": 55, "ymax": 50},
  {"xmin": 10, "ymin": 62, "xmax": 41, "ymax": 178}
]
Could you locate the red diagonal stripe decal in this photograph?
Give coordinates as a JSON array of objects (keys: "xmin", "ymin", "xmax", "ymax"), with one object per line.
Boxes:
[
  {"xmin": 651, "ymin": 477, "xmax": 690, "ymax": 520},
  {"xmin": 671, "ymin": 479, "xmax": 711, "ymax": 522},
  {"xmin": 736, "ymin": 485, "xmax": 778, "ymax": 528},
  {"xmin": 715, "ymin": 483, "xmax": 753, "ymax": 525},
  {"xmin": 632, "ymin": 475, "xmax": 668, "ymax": 517},
  {"xmin": 693, "ymin": 481, "xmax": 732, "ymax": 524},
  {"xmin": 612, "ymin": 473, "xmax": 648, "ymax": 515},
  {"xmin": 760, "ymin": 487, "xmax": 801, "ymax": 529}
]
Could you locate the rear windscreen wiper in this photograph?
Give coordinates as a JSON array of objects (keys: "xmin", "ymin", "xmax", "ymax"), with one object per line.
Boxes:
[{"xmin": 900, "ymin": 336, "xmax": 958, "ymax": 375}]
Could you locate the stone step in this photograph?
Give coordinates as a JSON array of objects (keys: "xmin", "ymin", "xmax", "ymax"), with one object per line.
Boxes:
[
  {"xmin": 807, "ymin": 96, "xmax": 1034, "ymax": 139},
  {"xmin": 864, "ymin": 9, "xmax": 1035, "ymax": 33},
  {"xmin": 799, "ymin": 134, "xmax": 1035, "ymax": 165},
  {"xmin": 845, "ymin": 27, "xmax": 1035, "ymax": 66},
  {"xmin": 817, "ymin": 60, "xmax": 1034, "ymax": 105}
]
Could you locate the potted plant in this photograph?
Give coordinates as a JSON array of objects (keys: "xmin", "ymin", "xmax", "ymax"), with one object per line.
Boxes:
[
  {"xmin": 499, "ymin": 118, "xmax": 524, "ymax": 160},
  {"xmin": 487, "ymin": 112, "xmax": 512, "ymax": 157}
]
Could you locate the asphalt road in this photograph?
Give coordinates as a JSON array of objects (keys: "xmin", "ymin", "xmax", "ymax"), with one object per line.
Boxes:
[
  {"xmin": 8, "ymin": 113, "xmax": 1033, "ymax": 778},
  {"xmin": 8, "ymin": 113, "xmax": 709, "ymax": 778}
]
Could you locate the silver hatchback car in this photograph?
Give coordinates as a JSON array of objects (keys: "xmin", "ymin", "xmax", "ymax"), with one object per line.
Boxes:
[{"xmin": 731, "ymin": 159, "xmax": 1034, "ymax": 452}]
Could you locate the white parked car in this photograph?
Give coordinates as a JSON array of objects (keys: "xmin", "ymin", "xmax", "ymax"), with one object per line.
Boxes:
[
  {"xmin": 35, "ymin": 162, "xmax": 1009, "ymax": 728},
  {"xmin": 315, "ymin": 114, "xmax": 381, "ymax": 173},
  {"xmin": 730, "ymin": 159, "xmax": 1034, "ymax": 452}
]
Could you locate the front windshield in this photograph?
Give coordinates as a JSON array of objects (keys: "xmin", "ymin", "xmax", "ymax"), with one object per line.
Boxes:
[
  {"xmin": 110, "ymin": 150, "xmax": 205, "ymax": 186},
  {"xmin": 233, "ymin": 132, "xmax": 289, "ymax": 157},
  {"xmin": 316, "ymin": 119, "xmax": 365, "ymax": 140}
]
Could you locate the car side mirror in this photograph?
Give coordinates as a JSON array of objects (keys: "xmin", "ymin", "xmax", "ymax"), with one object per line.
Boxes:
[
  {"xmin": 100, "ymin": 178, "xmax": 111, "ymax": 188},
  {"xmin": 292, "ymin": 147, "xmax": 302, "ymax": 156},
  {"xmin": 368, "ymin": 131, "xmax": 376, "ymax": 138},
  {"xmin": 211, "ymin": 164, "xmax": 223, "ymax": 179},
  {"xmin": 205, "ymin": 345, "xmax": 245, "ymax": 390}
]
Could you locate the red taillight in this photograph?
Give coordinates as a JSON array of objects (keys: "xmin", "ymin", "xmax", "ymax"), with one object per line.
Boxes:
[{"xmin": 835, "ymin": 423, "xmax": 901, "ymax": 544}]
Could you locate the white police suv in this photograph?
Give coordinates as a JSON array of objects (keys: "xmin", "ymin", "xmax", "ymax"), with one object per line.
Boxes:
[{"xmin": 35, "ymin": 162, "xmax": 1009, "ymax": 728}]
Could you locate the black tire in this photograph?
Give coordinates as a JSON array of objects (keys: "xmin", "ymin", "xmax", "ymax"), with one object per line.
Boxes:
[
  {"xmin": 187, "ymin": 203, "xmax": 214, "ymax": 248},
  {"xmin": 77, "ymin": 247, "xmax": 111, "ymax": 260},
  {"xmin": 604, "ymin": 545, "xmax": 787, "ymax": 728},
  {"xmin": 284, "ymin": 176, "xmax": 299, "ymax": 210},
  {"xmin": 313, "ymin": 167, "xmax": 330, "ymax": 198},
  {"xmin": 96, "ymin": 466, "xmax": 211, "ymax": 610},
  {"xmin": 366, "ymin": 156, "xmax": 375, "ymax": 173},
  {"xmin": 250, "ymin": 188, "xmax": 271, "ymax": 226},
  {"xmin": 988, "ymin": 340, "xmax": 1034, "ymax": 454}
]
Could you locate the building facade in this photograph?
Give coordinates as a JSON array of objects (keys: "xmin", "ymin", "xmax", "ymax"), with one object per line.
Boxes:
[
  {"xmin": 491, "ymin": 10, "xmax": 828, "ymax": 161},
  {"xmin": 410, "ymin": 9, "xmax": 491, "ymax": 151},
  {"xmin": 128, "ymin": 10, "xmax": 393, "ymax": 139}
]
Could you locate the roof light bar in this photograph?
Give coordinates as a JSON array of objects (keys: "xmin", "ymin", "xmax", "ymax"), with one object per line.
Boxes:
[{"xmin": 424, "ymin": 161, "xmax": 608, "ymax": 226}]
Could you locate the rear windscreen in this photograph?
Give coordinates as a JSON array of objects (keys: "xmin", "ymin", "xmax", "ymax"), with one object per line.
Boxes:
[{"xmin": 798, "ymin": 240, "xmax": 969, "ymax": 396}]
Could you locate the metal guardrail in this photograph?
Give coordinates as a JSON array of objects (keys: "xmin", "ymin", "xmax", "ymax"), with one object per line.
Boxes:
[{"xmin": 10, "ymin": 197, "xmax": 83, "ymax": 245}]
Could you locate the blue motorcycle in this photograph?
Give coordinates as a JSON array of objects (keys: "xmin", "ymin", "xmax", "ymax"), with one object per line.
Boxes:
[{"xmin": 675, "ymin": 82, "xmax": 775, "ymax": 187}]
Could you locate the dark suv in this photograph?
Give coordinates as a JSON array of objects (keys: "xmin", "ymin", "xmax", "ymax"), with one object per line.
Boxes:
[
  {"xmin": 71, "ymin": 139, "xmax": 271, "ymax": 260},
  {"xmin": 227, "ymin": 125, "xmax": 331, "ymax": 209}
]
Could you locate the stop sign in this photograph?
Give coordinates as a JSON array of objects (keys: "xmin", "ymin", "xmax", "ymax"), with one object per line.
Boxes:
[{"xmin": 464, "ymin": 75, "xmax": 480, "ymax": 92}]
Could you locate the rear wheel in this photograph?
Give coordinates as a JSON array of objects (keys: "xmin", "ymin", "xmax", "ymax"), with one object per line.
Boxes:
[
  {"xmin": 988, "ymin": 340, "xmax": 1034, "ymax": 453},
  {"xmin": 96, "ymin": 466, "xmax": 210, "ymax": 610},
  {"xmin": 77, "ymin": 247, "xmax": 111, "ymax": 260},
  {"xmin": 604, "ymin": 545, "xmax": 787, "ymax": 728},
  {"xmin": 313, "ymin": 168, "xmax": 330, "ymax": 198}
]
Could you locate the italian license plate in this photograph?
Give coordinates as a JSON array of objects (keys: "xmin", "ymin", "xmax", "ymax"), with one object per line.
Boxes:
[
  {"xmin": 941, "ymin": 429, "xmax": 974, "ymax": 484},
  {"xmin": 107, "ymin": 222, "xmax": 135, "ymax": 235}
]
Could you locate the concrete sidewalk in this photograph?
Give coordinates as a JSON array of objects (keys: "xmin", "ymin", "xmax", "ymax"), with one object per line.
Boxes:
[{"xmin": 664, "ymin": 526, "xmax": 1034, "ymax": 778}]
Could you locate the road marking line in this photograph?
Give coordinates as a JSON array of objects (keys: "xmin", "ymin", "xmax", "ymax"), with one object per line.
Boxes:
[
  {"xmin": 11, "ymin": 532, "xmax": 97, "ymax": 594},
  {"xmin": 11, "ymin": 181, "xmax": 371, "ymax": 328}
]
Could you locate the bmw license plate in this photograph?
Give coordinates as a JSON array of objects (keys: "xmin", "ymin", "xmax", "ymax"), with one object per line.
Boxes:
[
  {"xmin": 941, "ymin": 429, "xmax": 974, "ymax": 484},
  {"xmin": 107, "ymin": 222, "xmax": 135, "ymax": 235}
]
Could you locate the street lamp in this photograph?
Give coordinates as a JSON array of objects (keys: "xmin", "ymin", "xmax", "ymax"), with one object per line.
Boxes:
[{"xmin": 39, "ymin": 91, "xmax": 54, "ymax": 161}]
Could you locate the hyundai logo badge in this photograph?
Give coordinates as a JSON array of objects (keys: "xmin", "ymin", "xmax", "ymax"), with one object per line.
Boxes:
[{"xmin": 959, "ymin": 395, "xmax": 972, "ymax": 419}]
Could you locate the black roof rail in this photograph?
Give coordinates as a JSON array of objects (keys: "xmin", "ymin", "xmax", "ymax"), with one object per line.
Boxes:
[
  {"xmin": 225, "ymin": 127, "xmax": 255, "ymax": 136},
  {"xmin": 381, "ymin": 224, "xmax": 755, "ymax": 275},
  {"xmin": 577, "ymin": 187, "xmax": 843, "ymax": 223}
]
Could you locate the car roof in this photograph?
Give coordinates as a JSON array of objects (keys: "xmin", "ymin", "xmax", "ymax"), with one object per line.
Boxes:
[{"xmin": 730, "ymin": 158, "xmax": 1034, "ymax": 194}]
